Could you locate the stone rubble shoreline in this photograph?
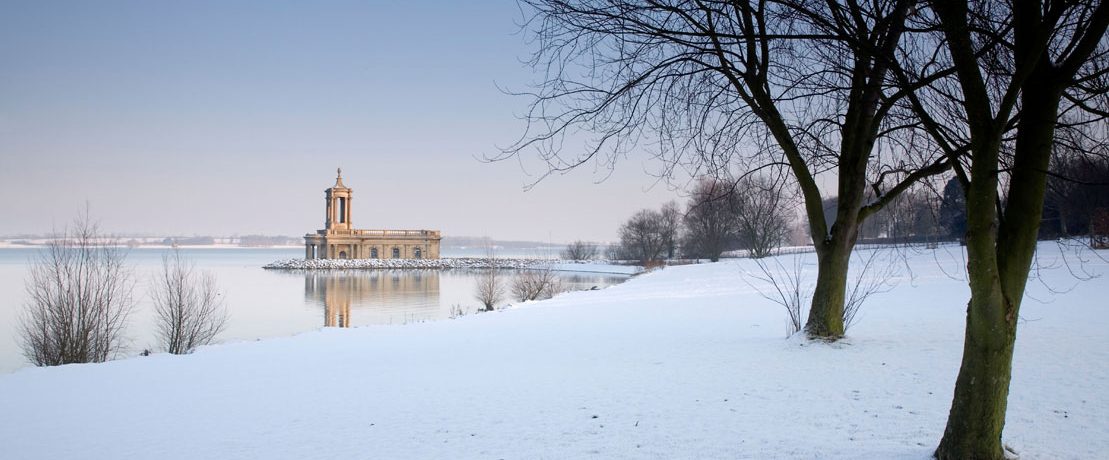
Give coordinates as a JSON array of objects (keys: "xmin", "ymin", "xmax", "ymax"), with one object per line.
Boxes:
[{"xmin": 263, "ymin": 257, "xmax": 606, "ymax": 270}]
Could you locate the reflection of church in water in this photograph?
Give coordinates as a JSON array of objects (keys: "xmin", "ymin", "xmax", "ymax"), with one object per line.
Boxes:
[{"xmin": 304, "ymin": 271, "xmax": 441, "ymax": 327}]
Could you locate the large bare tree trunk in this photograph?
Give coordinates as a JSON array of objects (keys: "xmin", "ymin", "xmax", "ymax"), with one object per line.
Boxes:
[
  {"xmin": 935, "ymin": 59, "xmax": 1066, "ymax": 459},
  {"xmin": 803, "ymin": 174, "xmax": 890, "ymax": 339},
  {"xmin": 935, "ymin": 294, "xmax": 1018, "ymax": 460},
  {"xmin": 804, "ymin": 123, "xmax": 870, "ymax": 339},
  {"xmin": 805, "ymin": 238, "xmax": 854, "ymax": 338},
  {"xmin": 935, "ymin": 130, "xmax": 1052, "ymax": 459},
  {"xmin": 936, "ymin": 209, "xmax": 1019, "ymax": 459}
]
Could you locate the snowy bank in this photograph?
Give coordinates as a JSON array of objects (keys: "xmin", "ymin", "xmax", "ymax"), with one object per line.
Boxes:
[
  {"xmin": 264, "ymin": 257, "xmax": 642, "ymax": 275},
  {"xmin": 1, "ymin": 243, "xmax": 1106, "ymax": 459}
]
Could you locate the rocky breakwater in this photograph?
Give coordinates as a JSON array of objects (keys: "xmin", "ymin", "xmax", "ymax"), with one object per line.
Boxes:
[{"xmin": 264, "ymin": 257, "xmax": 558, "ymax": 270}]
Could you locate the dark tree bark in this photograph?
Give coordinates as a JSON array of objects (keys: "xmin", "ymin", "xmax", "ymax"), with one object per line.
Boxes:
[{"xmin": 806, "ymin": 239, "xmax": 851, "ymax": 337}]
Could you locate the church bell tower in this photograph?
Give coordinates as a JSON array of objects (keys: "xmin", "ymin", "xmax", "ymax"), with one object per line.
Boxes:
[{"xmin": 325, "ymin": 168, "xmax": 352, "ymax": 232}]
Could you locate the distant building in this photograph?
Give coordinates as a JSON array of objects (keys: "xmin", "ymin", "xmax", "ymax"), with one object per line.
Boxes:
[{"xmin": 304, "ymin": 169, "xmax": 442, "ymax": 260}]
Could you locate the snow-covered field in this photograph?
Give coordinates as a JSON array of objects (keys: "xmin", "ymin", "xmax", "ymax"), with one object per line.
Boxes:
[{"xmin": 0, "ymin": 242, "xmax": 1105, "ymax": 459}]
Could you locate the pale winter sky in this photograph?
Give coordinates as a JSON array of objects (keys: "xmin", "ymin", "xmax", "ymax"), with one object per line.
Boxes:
[{"xmin": 0, "ymin": 0, "xmax": 684, "ymax": 243}]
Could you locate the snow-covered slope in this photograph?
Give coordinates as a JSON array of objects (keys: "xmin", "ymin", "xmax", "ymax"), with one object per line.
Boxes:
[{"xmin": 1, "ymin": 243, "xmax": 1105, "ymax": 459}]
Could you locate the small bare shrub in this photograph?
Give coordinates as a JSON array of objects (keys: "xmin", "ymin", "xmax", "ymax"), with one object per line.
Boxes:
[
  {"xmin": 747, "ymin": 249, "xmax": 899, "ymax": 336},
  {"xmin": 843, "ymin": 249, "xmax": 900, "ymax": 330},
  {"xmin": 19, "ymin": 212, "xmax": 135, "ymax": 366},
  {"xmin": 475, "ymin": 268, "xmax": 506, "ymax": 311},
  {"xmin": 474, "ymin": 248, "xmax": 506, "ymax": 311},
  {"xmin": 511, "ymin": 265, "xmax": 563, "ymax": 301},
  {"xmin": 151, "ymin": 249, "xmax": 229, "ymax": 354},
  {"xmin": 746, "ymin": 255, "xmax": 811, "ymax": 336}
]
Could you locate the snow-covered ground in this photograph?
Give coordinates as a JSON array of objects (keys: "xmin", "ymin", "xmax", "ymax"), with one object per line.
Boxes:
[{"xmin": 0, "ymin": 242, "xmax": 1105, "ymax": 459}]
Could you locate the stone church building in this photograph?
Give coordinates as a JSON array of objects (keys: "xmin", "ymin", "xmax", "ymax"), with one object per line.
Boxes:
[{"xmin": 304, "ymin": 169, "xmax": 441, "ymax": 260}]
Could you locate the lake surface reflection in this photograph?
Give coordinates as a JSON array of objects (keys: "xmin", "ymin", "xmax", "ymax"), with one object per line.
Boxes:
[
  {"xmin": 301, "ymin": 269, "xmax": 628, "ymax": 327},
  {"xmin": 305, "ymin": 270, "xmax": 442, "ymax": 326},
  {"xmin": 0, "ymin": 248, "xmax": 629, "ymax": 373}
]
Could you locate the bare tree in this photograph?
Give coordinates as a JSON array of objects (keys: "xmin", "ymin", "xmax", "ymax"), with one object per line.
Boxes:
[
  {"xmin": 511, "ymin": 265, "xmax": 563, "ymax": 302},
  {"xmin": 19, "ymin": 211, "xmax": 135, "ymax": 366},
  {"xmin": 151, "ymin": 249, "xmax": 229, "ymax": 355},
  {"xmin": 604, "ymin": 243, "xmax": 622, "ymax": 260},
  {"xmin": 499, "ymin": 0, "xmax": 954, "ymax": 339},
  {"xmin": 561, "ymin": 240, "xmax": 599, "ymax": 261},
  {"xmin": 922, "ymin": 1, "xmax": 1109, "ymax": 457},
  {"xmin": 659, "ymin": 201, "xmax": 681, "ymax": 260},
  {"xmin": 474, "ymin": 246, "xmax": 506, "ymax": 311},
  {"xmin": 734, "ymin": 176, "xmax": 791, "ymax": 259},
  {"xmin": 682, "ymin": 177, "xmax": 738, "ymax": 262},
  {"xmin": 617, "ymin": 208, "xmax": 670, "ymax": 263}
]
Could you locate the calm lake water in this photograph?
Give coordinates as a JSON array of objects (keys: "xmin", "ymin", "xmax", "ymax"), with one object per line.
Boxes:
[{"xmin": 0, "ymin": 247, "xmax": 629, "ymax": 374}]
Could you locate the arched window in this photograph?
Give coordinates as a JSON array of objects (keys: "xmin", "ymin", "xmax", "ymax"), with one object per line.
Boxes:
[
  {"xmin": 413, "ymin": 248, "xmax": 422, "ymax": 259},
  {"xmin": 370, "ymin": 247, "xmax": 378, "ymax": 259},
  {"xmin": 391, "ymin": 247, "xmax": 400, "ymax": 259},
  {"xmin": 338, "ymin": 251, "xmax": 347, "ymax": 259}
]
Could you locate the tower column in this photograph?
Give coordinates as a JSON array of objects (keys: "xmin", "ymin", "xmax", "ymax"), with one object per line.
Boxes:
[{"xmin": 324, "ymin": 168, "xmax": 352, "ymax": 233}]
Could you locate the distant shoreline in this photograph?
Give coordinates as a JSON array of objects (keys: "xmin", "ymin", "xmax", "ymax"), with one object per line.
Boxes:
[
  {"xmin": 263, "ymin": 257, "xmax": 642, "ymax": 275},
  {"xmin": 0, "ymin": 244, "xmax": 569, "ymax": 253},
  {"xmin": 0, "ymin": 243, "xmax": 304, "ymax": 250}
]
